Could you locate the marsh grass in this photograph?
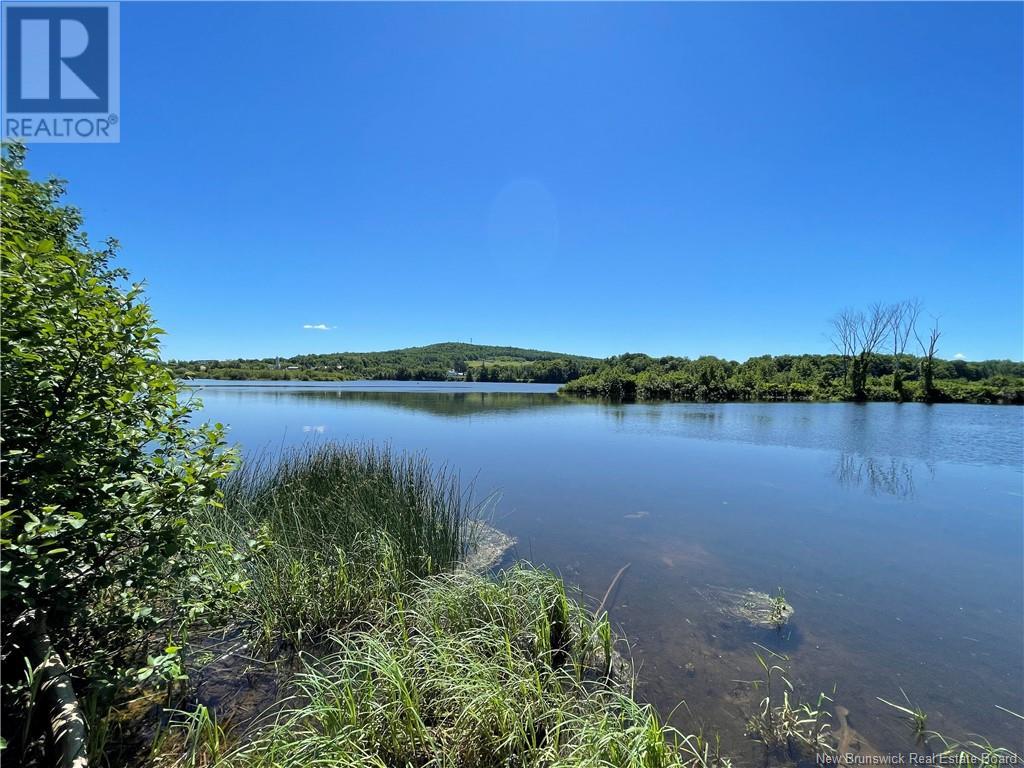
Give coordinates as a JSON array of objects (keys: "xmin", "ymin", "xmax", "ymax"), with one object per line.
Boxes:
[
  {"xmin": 222, "ymin": 443, "xmax": 471, "ymax": 575},
  {"xmin": 215, "ymin": 565, "xmax": 730, "ymax": 768},
  {"xmin": 152, "ymin": 705, "xmax": 230, "ymax": 768},
  {"xmin": 197, "ymin": 443, "xmax": 476, "ymax": 651}
]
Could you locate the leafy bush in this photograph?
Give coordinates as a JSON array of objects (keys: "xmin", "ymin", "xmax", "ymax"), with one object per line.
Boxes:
[{"xmin": 0, "ymin": 144, "xmax": 235, "ymax": 756}]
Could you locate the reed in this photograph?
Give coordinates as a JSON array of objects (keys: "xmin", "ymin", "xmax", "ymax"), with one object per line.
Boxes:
[
  {"xmin": 197, "ymin": 442, "xmax": 476, "ymax": 650},
  {"xmin": 877, "ymin": 689, "xmax": 928, "ymax": 743}
]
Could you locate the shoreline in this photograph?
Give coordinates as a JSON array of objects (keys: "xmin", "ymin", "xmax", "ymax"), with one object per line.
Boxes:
[{"xmin": 180, "ymin": 377, "xmax": 1023, "ymax": 405}]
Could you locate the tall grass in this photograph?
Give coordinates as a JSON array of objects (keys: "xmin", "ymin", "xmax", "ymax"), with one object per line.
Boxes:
[
  {"xmin": 198, "ymin": 443, "xmax": 475, "ymax": 650},
  {"xmin": 218, "ymin": 566, "xmax": 720, "ymax": 768}
]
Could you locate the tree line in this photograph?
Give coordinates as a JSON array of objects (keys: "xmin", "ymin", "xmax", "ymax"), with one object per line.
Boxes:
[{"xmin": 561, "ymin": 303, "xmax": 1022, "ymax": 405}]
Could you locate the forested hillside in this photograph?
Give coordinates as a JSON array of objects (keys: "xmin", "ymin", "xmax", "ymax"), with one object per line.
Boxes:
[{"xmin": 170, "ymin": 342, "xmax": 600, "ymax": 383}]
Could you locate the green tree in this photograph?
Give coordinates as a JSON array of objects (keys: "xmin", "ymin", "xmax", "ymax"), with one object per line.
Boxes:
[{"xmin": 1, "ymin": 144, "xmax": 235, "ymax": 759}]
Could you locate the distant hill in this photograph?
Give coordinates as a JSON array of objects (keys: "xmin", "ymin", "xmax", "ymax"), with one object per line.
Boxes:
[{"xmin": 169, "ymin": 342, "xmax": 601, "ymax": 383}]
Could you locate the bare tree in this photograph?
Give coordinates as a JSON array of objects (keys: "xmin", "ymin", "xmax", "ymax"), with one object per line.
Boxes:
[
  {"xmin": 914, "ymin": 315, "xmax": 941, "ymax": 400},
  {"xmin": 888, "ymin": 299, "xmax": 922, "ymax": 396},
  {"xmin": 829, "ymin": 309, "xmax": 859, "ymax": 385},
  {"xmin": 830, "ymin": 301, "xmax": 944, "ymax": 401},
  {"xmin": 849, "ymin": 302, "xmax": 893, "ymax": 399},
  {"xmin": 857, "ymin": 303, "xmax": 892, "ymax": 357}
]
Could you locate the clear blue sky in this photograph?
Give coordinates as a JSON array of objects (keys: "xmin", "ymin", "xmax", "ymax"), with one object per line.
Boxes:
[{"xmin": 24, "ymin": 2, "xmax": 1023, "ymax": 362}]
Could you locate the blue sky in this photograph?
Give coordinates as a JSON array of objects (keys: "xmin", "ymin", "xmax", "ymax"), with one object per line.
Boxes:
[{"xmin": 24, "ymin": 2, "xmax": 1023, "ymax": 362}]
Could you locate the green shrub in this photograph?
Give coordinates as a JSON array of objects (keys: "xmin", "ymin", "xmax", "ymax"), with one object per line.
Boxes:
[{"xmin": 1, "ymin": 144, "xmax": 235, "ymax": 755}]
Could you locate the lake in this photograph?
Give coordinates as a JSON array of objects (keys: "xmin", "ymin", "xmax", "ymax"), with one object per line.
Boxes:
[{"xmin": 189, "ymin": 380, "xmax": 1024, "ymax": 756}]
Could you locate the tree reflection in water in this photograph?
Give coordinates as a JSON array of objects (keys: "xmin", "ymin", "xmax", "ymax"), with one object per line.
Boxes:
[{"xmin": 831, "ymin": 453, "xmax": 931, "ymax": 499}]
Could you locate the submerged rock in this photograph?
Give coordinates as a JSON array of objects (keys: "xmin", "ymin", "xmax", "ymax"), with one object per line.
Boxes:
[
  {"xmin": 462, "ymin": 522, "xmax": 516, "ymax": 572},
  {"xmin": 835, "ymin": 704, "xmax": 883, "ymax": 761},
  {"xmin": 696, "ymin": 585, "xmax": 795, "ymax": 628}
]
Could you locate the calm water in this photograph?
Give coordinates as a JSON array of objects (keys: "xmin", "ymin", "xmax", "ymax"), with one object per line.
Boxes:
[{"xmin": 190, "ymin": 380, "xmax": 1024, "ymax": 755}]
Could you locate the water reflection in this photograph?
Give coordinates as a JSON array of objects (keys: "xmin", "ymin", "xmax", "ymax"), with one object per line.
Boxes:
[
  {"xmin": 832, "ymin": 453, "xmax": 923, "ymax": 498},
  {"xmin": 195, "ymin": 386, "xmax": 571, "ymax": 418},
  {"xmin": 190, "ymin": 385, "xmax": 1024, "ymax": 503}
]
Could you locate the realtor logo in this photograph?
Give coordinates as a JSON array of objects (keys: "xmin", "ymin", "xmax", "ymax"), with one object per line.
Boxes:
[{"xmin": 3, "ymin": 2, "xmax": 120, "ymax": 142}]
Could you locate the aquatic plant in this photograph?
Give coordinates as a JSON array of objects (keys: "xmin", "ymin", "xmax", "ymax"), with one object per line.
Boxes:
[
  {"xmin": 768, "ymin": 588, "xmax": 790, "ymax": 629},
  {"xmin": 153, "ymin": 705, "xmax": 230, "ymax": 768},
  {"xmin": 903, "ymin": 708, "xmax": 1022, "ymax": 767},
  {"xmin": 877, "ymin": 689, "xmax": 928, "ymax": 743},
  {"xmin": 921, "ymin": 733, "xmax": 1020, "ymax": 768},
  {"xmin": 743, "ymin": 650, "xmax": 834, "ymax": 760},
  {"xmin": 677, "ymin": 730, "xmax": 733, "ymax": 768}
]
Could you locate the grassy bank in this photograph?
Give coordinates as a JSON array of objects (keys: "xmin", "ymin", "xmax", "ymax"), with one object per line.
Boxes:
[
  {"xmin": 181, "ymin": 567, "xmax": 707, "ymax": 768},
  {"xmin": 152, "ymin": 443, "xmax": 721, "ymax": 768}
]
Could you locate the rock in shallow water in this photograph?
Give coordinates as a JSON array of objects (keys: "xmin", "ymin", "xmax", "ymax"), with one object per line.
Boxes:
[
  {"xmin": 696, "ymin": 585, "xmax": 795, "ymax": 628},
  {"xmin": 462, "ymin": 522, "xmax": 516, "ymax": 572}
]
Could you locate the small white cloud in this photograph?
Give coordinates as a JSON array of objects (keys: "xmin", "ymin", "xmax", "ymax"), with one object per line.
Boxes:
[
  {"xmin": 954, "ymin": 352, "xmax": 966, "ymax": 360},
  {"xmin": 302, "ymin": 323, "xmax": 334, "ymax": 331}
]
